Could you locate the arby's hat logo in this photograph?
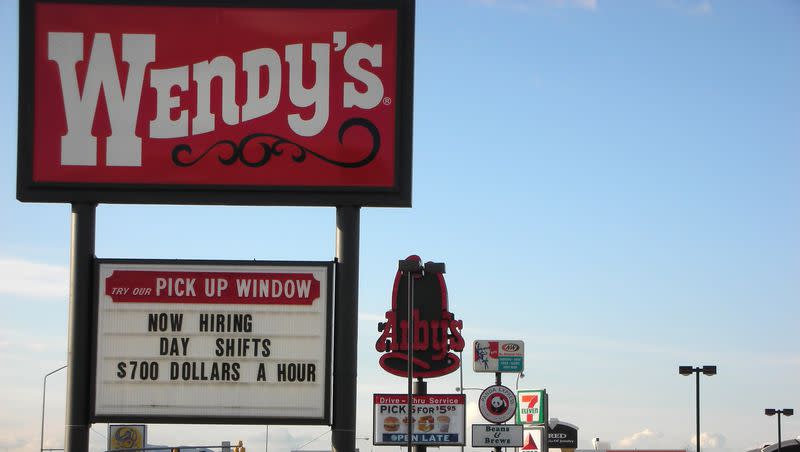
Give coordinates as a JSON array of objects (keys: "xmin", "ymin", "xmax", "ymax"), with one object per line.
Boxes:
[{"xmin": 376, "ymin": 255, "xmax": 465, "ymax": 378}]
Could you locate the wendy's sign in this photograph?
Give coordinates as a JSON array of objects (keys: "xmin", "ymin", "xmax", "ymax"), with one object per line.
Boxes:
[
  {"xmin": 18, "ymin": 0, "xmax": 414, "ymax": 207},
  {"xmin": 376, "ymin": 256, "xmax": 465, "ymax": 378}
]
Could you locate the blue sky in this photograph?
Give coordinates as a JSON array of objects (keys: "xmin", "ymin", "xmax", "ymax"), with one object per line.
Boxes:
[{"xmin": 1, "ymin": 1, "xmax": 798, "ymax": 452}]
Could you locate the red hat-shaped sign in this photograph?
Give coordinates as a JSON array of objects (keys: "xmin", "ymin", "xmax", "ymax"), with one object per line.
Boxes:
[{"xmin": 376, "ymin": 255, "xmax": 465, "ymax": 378}]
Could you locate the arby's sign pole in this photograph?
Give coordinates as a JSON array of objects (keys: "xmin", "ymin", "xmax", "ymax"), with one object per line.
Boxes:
[{"xmin": 377, "ymin": 256, "xmax": 465, "ymax": 452}]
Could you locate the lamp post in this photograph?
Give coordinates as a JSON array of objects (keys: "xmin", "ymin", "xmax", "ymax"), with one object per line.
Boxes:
[
  {"xmin": 765, "ymin": 408, "xmax": 794, "ymax": 452},
  {"xmin": 515, "ymin": 372, "xmax": 525, "ymax": 391},
  {"xmin": 41, "ymin": 365, "xmax": 67, "ymax": 452},
  {"xmin": 678, "ymin": 365, "xmax": 717, "ymax": 452}
]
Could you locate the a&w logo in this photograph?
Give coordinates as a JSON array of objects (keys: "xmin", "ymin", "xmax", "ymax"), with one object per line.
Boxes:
[{"xmin": 520, "ymin": 394, "xmax": 540, "ymax": 422}]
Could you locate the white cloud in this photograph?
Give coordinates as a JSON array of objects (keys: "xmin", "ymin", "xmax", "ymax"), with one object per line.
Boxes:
[
  {"xmin": 619, "ymin": 428, "xmax": 664, "ymax": 447},
  {"xmin": 0, "ymin": 430, "xmax": 30, "ymax": 450},
  {"xmin": 570, "ymin": 0, "xmax": 597, "ymax": 10},
  {"xmin": 472, "ymin": 0, "xmax": 598, "ymax": 12},
  {"xmin": 692, "ymin": 432, "xmax": 727, "ymax": 448},
  {"xmin": 690, "ymin": 1, "xmax": 712, "ymax": 15},
  {"xmin": 0, "ymin": 331, "xmax": 60, "ymax": 355},
  {"xmin": 547, "ymin": 0, "xmax": 598, "ymax": 10},
  {"xmin": 359, "ymin": 311, "xmax": 387, "ymax": 322},
  {"xmin": 660, "ymin": 0, "xmax": 713, "ymax": 16},
  {"xmin": 0, "ymin": 258, "xmax": 68, "ymax": 299}
]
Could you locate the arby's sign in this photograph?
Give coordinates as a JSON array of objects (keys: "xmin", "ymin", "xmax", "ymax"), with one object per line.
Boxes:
[
  {"xmin": 18, "ymin": 0, "xmax": 413, "ymax": 206},
  {"xmin": 376, "ymin": 255, "xmax": 465, "ymax": 378}
]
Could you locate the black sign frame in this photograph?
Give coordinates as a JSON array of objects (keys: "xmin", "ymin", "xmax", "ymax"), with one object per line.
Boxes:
[{"xmin": 547, "ymin": 421, "xmax": 578, "ymax": 449}]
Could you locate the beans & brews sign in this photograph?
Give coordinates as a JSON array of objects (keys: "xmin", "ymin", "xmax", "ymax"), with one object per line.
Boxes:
[{"xmin": 18, "ymin": 0, "xmax": 413, "ymax": 206}]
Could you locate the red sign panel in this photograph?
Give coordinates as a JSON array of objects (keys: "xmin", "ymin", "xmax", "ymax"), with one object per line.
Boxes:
[
  {"xmin": 376, "ymin": 255, "xmax": 465, "ymax": 378},
  {"xmin": 18, "ymin": 0, "xmax": 414, "ymax": 206},
  {"xmin": 104, "ymin": 270, "xmax": 320, "ymax": 305}
]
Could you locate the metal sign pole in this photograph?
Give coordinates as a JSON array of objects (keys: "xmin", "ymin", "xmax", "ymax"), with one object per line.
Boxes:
[
  {"xmin": 494, "ymin": 372, "xmax": 502, "ymax": 452},
  {"xmin": 543, "ymin": 393, "xmax": 549, "ymax": 452},
  {"xmin": 413, "ymin": 379, "xmax": 426, "ymax": 452},
  {"xmin": 407, "ymin": 268, "xmax": 414, "ymax": 452},
  {"xmin": 332, "ymin": 206, "xmax": 360, "ymax": 452},
  {"xmin": 65, "ymin": 203, "xmax": 96, "ymax": 452}
]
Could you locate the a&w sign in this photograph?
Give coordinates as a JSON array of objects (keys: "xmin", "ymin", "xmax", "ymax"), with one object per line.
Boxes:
[{"xmin": 18, "ymin": 0, "xmax": 413, "ymax": 207}]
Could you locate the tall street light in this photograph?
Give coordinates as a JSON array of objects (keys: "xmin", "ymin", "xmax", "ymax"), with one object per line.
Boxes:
[
  {"xmin": 765, "ymin": 408, "xmax": 794, "ymax": 452},
  {"xmin": 41, "ymin": 365, "xmax": 67, "ymax": 452},
  {"xmin": 679, "ymin": 365, "xmax": 717, "ymax": 452}
]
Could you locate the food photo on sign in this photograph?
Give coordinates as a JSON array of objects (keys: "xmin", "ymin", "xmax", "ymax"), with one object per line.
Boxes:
[{"xmin": 372, "ymin": 394, "xmax": 466, "ymax": 446}]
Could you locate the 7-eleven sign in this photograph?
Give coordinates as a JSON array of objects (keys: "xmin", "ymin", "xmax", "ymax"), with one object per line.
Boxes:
[{"xmin": 517, "ymin": 389, "xmax": 546, "ymax": 425}]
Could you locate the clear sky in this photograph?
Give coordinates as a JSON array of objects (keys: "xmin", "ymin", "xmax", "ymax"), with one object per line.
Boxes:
[{"xmin": 1, "ymin": 1, "xmax": 798, "ymax": 452}]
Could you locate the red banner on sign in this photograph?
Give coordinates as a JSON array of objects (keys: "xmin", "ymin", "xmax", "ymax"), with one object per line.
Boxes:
[{"xmin": 104, "ymin": 270, "xmax": 320, "ymax": 305}]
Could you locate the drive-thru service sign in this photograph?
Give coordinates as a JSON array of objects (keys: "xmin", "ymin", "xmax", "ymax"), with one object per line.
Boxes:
[
  {"xmin": 373, "ymin": 394, "xmax": 465, "ymax": 446},
  {"xmin": 93, "ymin": 260, "xmax": 332, "ymax": 424}
]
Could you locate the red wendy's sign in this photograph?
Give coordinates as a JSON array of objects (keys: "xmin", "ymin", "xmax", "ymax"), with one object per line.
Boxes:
[
  {"xmin": 376, "ymin": 256, "xmax": 465, "ymax": 378},
  {"xmin": 18, "ymin": 0, "xmax": 414, "ymax": 206}
]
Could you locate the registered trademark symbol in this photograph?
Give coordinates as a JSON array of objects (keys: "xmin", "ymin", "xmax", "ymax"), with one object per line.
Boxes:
[{"xmin": 383, "ymin": 97, "xmax": 392, "ymax": 105}]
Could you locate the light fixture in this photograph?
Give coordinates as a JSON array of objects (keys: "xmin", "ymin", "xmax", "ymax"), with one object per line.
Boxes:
[
  {"xmin": 398, "ymin": 258, "xmax": 422, "ymax": 273},
  {"xmin": 424, "ymin": 261, "xmax": 445, "ymax": 274},
  {"xmin": 701, "ymin": 365, "xmax": 717, "ymax": 376}
]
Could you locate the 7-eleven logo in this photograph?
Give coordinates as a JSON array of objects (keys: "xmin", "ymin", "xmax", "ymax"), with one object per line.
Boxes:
[
  {"xmin": 517, "ymin": 390, "xmax": 545, "ymax": 424},
  {"xmin": 520, "ymin": 393, "xmax": 540, "ymax": 422}
]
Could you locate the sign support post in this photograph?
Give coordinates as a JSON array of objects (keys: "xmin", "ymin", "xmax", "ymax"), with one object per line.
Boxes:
[
  {"xmin": 332, "ymin": 206, "xmax": 361, "ymax": 452},
  {"xmin": 414, "ymin": 379, "xmax": 427, "ymax": 452},
  {"xmin": 406, "ymin": 267, "xmax": 414, "ymax": 452},
  {"xmin": 495, "ymin": 373, "xmax": 502, "ymax": 452},
  {"xmin": 65, "ymin": 203, "xmax": 95, "ymax": 452}
]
